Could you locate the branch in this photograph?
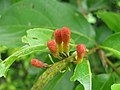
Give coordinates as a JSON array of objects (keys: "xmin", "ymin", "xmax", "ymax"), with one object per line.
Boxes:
[
  {"xmin": 98, "ymin": 49, "xmax": 108, "ymax": 71},
  {"xmin": 87, "ymin": 47, "xmax": 99, "ymax": 55},
  {"xmin": 31, "ymin": 56, "xmax": 74, "ymax": 90},
  {"xmin": 106, "ymin": 58, "xmax": 120, "ymax": 77},
  {"xmin": 98, "ymin": 49, "xmax": 120, "ymax": 77}
]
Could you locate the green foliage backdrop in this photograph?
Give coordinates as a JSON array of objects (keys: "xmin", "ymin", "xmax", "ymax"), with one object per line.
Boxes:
[{"xmin": 0, "ymin": 0, "xmax": 120, "ymax": 90}]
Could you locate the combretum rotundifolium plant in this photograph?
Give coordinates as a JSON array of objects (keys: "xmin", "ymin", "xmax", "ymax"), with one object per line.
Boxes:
[
  {"xmin": 0, "ymin": 0, "xmax": 120, "ymax": 90},
  {"xmin": 31, "ymin": 27, "xmax": 87, "ymax": 90}
]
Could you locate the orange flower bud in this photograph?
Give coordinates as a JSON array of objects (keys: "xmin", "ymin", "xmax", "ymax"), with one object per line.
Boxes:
[
  {"xmin": 54, "ymin": 30, "xmax": 62, "ymax": 44},
  {"xmin": 47, "ymin": 40, "xmax": 57, "ymax": 53},
  {"xmin": 61, "ymin": 27, "xmax": 71, "ymax": 43},
  {"xmin": 76, "ymin": 44, "xmax": 86, "ymax": 63},
  {"xmin": 54, "ymin": 30, "xmax": 62, "ymax": 52},
  {"xmin": 61, "ymin": 27, "xmax": 71, "ymax": 53},
  {"xmin": 31, "ymin": 59, "xmax": 47, "ymax": 68},
  {"xmin": 47, "ymin": 40, "xmax": 58, "ymax": 57}
]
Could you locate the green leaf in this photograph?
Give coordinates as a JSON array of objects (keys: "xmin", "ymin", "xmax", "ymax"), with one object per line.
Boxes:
[
  {"xmin": 101, "ymin": 32, "xmax": 120, "ymax": 58},
  {"xmin": 97, "ymin": 12, "xmax": 120, "ymax": 32},
  {"xmin": 0, "ymin": 0, "xmax": 95, "ymax": 47},
  {"xmin": 70, "ymin": 58, "xmax": 92, "ymax": 90},
  {"xmin": 111, "ymin": 84, "xmax": 120, "ymax": 90},
  {"xmin": 92, "ymin": 74, "xmax": 115, "ymax": 90},
  {"xmin": 26, "ymin": 28, "xmax": 53, "ymax": 46}
]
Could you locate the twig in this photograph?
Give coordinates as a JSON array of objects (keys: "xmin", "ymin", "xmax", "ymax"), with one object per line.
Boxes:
[
  {"xmin": 106, "ymin": 58, "xmax": 120, "ymax": 77},
  {"xmin": 98, "ymin": 49, "xmax": 108, "ymax": 72},
  {"xmin": 98, "ymin": 49, "xmax": 120, "ymax": 77},
  {"xmin": 87, "ymin": 47, "xmax": 99, "ymax": 55},
  {"xmin": 76, "ymin": 0, "xmax": 88, "ymax": 18}
]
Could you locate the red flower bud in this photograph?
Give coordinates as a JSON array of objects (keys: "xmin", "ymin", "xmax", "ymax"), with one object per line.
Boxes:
[
  {"xmin": 31, "ymin": 59, "xmax": 46, "ymax": 68},
  {"xmin": 47, "ymin": 40, "xmax": 57, "ymax": 53},
  {"xmin": 76, "ymin": 44, "xmax": 86, "ymax": 63},
  {"xmin": 54, "ymin": 30, "xmax": 62, "ymax": 44},
  {"xmin": 61, "ymin": 27, "xmax": 71, "ymax": 43},
  {"xmin": 61, "ymin": 27, "xmax": 71, "ymax": 53}
]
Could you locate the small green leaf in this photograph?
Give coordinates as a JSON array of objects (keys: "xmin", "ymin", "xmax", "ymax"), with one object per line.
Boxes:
[
  {"xmin": 111, "ymin": 84, "xmax": 120, "ymax": 90},
  {"xmin": 101, "ymin": 32, "xmax": 120, "ymax": 58},
  {"xmin": 97, "ymin": 12, "xmax": 120, "ymax": 32},
  {"xmin": 26, "ymin": 28, "xmax": 53, "ymax": 46},
  {"xmin": 70, "ymin": 58, "xmax": 92, "ymax": 90}
]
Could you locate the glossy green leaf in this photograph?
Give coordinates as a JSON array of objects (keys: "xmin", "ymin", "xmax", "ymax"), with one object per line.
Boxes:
[
  {"xmin": 97, "ymin": 12, "xmax": 120, "ymax": 32},
  {"xmin": 101, "ymin": 32, "xmax": 120, "ymax": 58},
  {"xmin": 111, "ymin": 84, "xmax": 120, "ymax": 90},
  {"xmin": 0, "ymin": 0, "xmax": 95, "ymax": 47},
  {"xmin": 70, "ymin": 58, "xmax": 92, "ymax": 90},
  {"xmin": 92, "ymin": 74, "xmax": 115, "ymax": 90}
]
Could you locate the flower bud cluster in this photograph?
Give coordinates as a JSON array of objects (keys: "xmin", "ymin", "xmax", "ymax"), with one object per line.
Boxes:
[
  {"xmin": 47, "ymin": 26, "xmax": 86, "ymax": 64},
  {"xmin": 31, "ymin": 27, "xmax": 86, "ymax": 68},
  {"xmin": 47, "ymin": 27, "xmax": 71, "ymax": 57}
]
